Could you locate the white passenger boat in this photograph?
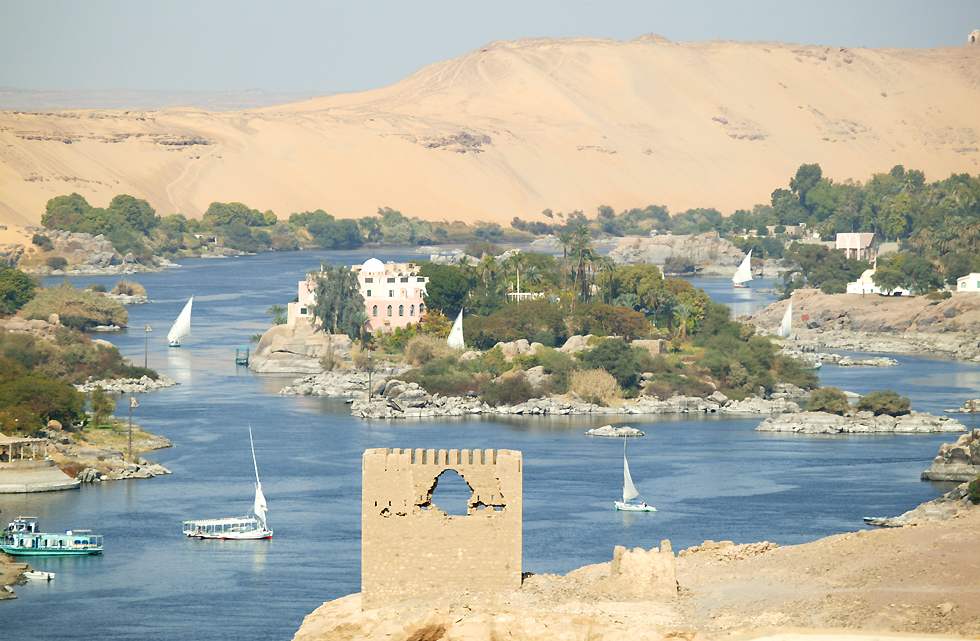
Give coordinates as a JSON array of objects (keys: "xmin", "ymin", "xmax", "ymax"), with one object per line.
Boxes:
[
  {"xmin": 613, "ymin": 439, "xmax": 656, "ymax": 512},
  {"xmin": 182, "ymin": 428, "xmax": 272, "ymax": 540},
  {"xmin": 24, "ymin": 570, "xmax": 56, "ymax": 581}
]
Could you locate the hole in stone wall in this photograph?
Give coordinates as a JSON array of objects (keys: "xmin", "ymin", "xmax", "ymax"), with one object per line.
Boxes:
[{"xmin": 428, "ymin": 469, "xmax": 473, "ymax": 516}]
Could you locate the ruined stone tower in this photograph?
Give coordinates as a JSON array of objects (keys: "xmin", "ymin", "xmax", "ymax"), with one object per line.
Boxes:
[
  {"xmin": 361, "ymin": 448, "xmax": 522, "ymax": 607},
  {"xmin": 970, "ymin": 29, "xmax": 980, "ymax": 45}
]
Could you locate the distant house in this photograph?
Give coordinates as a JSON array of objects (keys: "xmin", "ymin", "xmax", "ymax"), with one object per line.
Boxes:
[
  {"xmin": 835, "ymin": 232, "xmax": 876, "ymax": 261},
  {"xmin": 287, "ymin": 258, "xmax": 429, "ymax": 333},
  {"xmin": 846, "ymin": 267, "xmax": 909, "ymax": 296},
  {"xmin": 957, "ymin": 272, "xmax": 980, "ymax": 293}
]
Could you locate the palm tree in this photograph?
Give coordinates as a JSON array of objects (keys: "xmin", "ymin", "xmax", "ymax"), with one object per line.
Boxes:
[
  {"xmin": 672, "ymin": 303, "xmax": 692, "ymax": 339},
  {"xmin": 568, "ymin": 225, "xmax": 596, "ymax": 301}
]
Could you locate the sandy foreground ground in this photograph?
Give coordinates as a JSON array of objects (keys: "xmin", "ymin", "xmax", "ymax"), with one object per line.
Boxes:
[
  {"xmin": 293, "ymin": 509, "xmax": 979, "ymax": 641},
  {"xmin": 2, "ymin": 37, "xmax": 979, "ymax": 225}
]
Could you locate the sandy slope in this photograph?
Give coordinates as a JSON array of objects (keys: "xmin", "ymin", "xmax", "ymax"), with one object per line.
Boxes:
[
  {"xmin": 2, "ymin": 36, "xmax": 980, "ymax": 225},
  {"xmin": 292, "ymin": 509, "xmax": 980, "ymax": 641}
]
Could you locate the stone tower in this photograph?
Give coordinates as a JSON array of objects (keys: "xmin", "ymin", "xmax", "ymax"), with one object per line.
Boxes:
[
  {"xmin": 361, "ymin": 448, "xmax": 523, "ymax": 607},
  {"xmin": 969, "ymin": 29, "xmax": 980, "ymax": 45}
]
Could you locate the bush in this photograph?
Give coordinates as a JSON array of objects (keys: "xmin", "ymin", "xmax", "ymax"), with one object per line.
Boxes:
[
  {"xmin": 569, "ymin": 369, "xmax": 620, "ymax": 406},
  {"xmin": 404, "ymin": 334, "xmax": 454, "ymax": 366},
  {"xmin": 857, "ymin": 390, "xmax": 911, "ymax": 416},
  {"xmin": 46, "ymin": 256, "xmax": 68, "ymax": 270},
  {"xmin": 87, "ymin": 284, "xmax": 107, "ymax": 293},
  {"xmin": 111, "ymin": 280, "xmax": 147, "ymax": 297},
  {"xmin": 924, "ymin": 290, "xmax": 952, "ymax": 301},
  {"xmin": 401, "ymin": 357, "xmax": 483, "ymax": 396},
  {"xmin": 31, "ymin": 234, "xmax": 53, "ymax": 251},
  {"xmin": 20, "ymin": 284, "xmax": 127, "ymax": 330},
  {"xmin": 351, "ymin": 342, "xmax": 374, "ymax": 371},
  {"xmin": 969, "ymin": 476, "xmax": 980, "ymax": 505},
  {"xmin": 578, "ymin": 338, "xmax": 650, "ymax": 390},
  {"xmin": 806, "ymin": 387, "xmax": 851, "ymax": 415},
  {"xmin": 0, "ymin": 266, "xmax": 37, "ymax": 315},
  {"xmin": 480, "ymin": 371, "xmax": 535, "ymax": 406}
]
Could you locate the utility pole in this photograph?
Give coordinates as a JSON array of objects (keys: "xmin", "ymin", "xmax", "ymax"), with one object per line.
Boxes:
[
  {"xmin": 128, "ymin": 396, "xmax": 139, "ymax": 462},
  {"xmin": 143, "ymin": 325, "xmax": 152, "ymax": 369}
]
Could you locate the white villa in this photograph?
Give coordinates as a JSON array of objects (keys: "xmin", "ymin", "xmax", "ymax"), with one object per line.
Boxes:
[
  {"xmin": 286, "ymin": 258, "xmax": 429, "ymax": 333},
  {"xmin": 957, "ymin": 272, "xmax": 980, "ymax": 293},
  {"xmin": 846, "ymin": 267, "xmax": 909, "ymax": 296}
]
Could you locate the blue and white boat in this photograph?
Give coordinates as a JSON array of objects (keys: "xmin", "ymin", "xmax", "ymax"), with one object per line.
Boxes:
[{"xmin": 1, "ymin": 517, "xmax": 103, "ymax": 556}]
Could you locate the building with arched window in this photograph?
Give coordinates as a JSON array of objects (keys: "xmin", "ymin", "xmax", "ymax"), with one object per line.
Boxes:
[{"xmin": 286, "ymin": 258, "xmax": 429, "ymax": 333}]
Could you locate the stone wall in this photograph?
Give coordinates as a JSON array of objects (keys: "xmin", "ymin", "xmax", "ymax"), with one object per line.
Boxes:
[{"xmin": 361, "ymin": 448, "xmax": 522, "ymax": 607}]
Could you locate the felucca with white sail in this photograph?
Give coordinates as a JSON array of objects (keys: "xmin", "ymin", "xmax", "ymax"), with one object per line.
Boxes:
[
  {"xmin": 777, "ymin": 298, "xmax": 793, "ymax": 339},
  {"xmin": 614, "ymin": 438, "xmax": 656, "ymax": 512},
  {"xmin": 182, "ymin": 427, "xmax": 272, "ymax": 540},
  {"xmin": 167, "ymin": 296, "xmax": 194, "ymax": 347},
  {"xmin": 447, "ymin": 309, "xmax": 465, "ymax": 349},
  {"xmin": 732, "ymin": 249, "xmax": 753, "ymax": 288}
]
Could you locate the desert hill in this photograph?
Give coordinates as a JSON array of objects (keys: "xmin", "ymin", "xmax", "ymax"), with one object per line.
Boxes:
[{"xmin": 2, "ymin": 36, "xmax": 979, "ymax": 226}]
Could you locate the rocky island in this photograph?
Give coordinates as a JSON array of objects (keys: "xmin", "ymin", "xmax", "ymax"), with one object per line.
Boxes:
[{"xmin": 756, "ymin": 410, "xmax": 966, "ymax": 434}]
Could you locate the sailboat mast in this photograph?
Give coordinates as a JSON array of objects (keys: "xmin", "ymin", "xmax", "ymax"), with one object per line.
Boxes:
[{"xmin": 249, "ymin": 426, "xmax": 261, "ymax": 485}]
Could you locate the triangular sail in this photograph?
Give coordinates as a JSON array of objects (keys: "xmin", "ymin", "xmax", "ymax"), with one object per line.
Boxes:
[
  {"xmin": 167, "ymin": 297, "xmax": 193, "ymax": 344},
  {"xmin": 732, "ymin": 250, "xmax": 753, "ymax": 285},
  {"xmin": 777, "ymin": 299, "xmax": 793, "ymax": 338},
  {"xmin": 447, "ymin": 309, "xmax": 465, "ymax": 349},
  {"xmin": 622, "ymin": 440, "xmax": 640, "ymax": 503},
  {"xmin": 249, "ymin": 427, "xmax": 268, "ymax": 530}
]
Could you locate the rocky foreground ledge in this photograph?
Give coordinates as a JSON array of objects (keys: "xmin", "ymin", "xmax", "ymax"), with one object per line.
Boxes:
[
  {"xmin": 920, "ymin": 429, "xmax": 980, "ymax": 481},
  {"xmin": 350, "ymin": 380, "xmax": 802, "ymax": 419},
  {"xmin": 756, "ymin": 411, "xmax": 966, "ymax": 434}
]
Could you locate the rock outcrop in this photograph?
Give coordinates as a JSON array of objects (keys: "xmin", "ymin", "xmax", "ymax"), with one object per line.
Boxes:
[
  {"xmin": 782, "ymin": 347, "xmax": 898, "ymax": 368},
  {"xmin": 863, "ymin": 480, "xmax": 976, "ymax": 527},
  {"xmin": 74, "ymin": 374, "xmax": 177, "ymax": 394},
  {"xmin": 609, "ymin": 232, "xmax": 745, "ymax": 274},
  {"xmin": 921, "ymin": 429, "xmax": 980, "ymax": 482},
  {"xmin": 250, "ymin": 323, "xmax": 352, "ymax": 374},
  {"xmin": 756, "ymin": 411, "xmax": 966, "ymax": 434},
  {"xmin": 351, "ymin": 380, "xmax": 799, "ymax": 420},
  {"xmin": 585, "ymin": 425, "xmax": 645, "ymax": 438}
]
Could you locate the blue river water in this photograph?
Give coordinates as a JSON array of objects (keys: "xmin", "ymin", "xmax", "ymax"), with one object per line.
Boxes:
[{"xmin": 1, "ymin": 250, "xmax": 977, "ymax": 641}]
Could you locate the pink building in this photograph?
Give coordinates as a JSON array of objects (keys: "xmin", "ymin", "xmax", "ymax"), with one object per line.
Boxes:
[{"xmin": 286, "ymin": 258, "xmax": 428, "ymax": 333}]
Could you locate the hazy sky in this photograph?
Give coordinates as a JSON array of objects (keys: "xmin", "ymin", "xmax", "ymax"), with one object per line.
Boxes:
[{"xmin": 2, "ymin": 0, "xmax": 978, "ymax": 93}]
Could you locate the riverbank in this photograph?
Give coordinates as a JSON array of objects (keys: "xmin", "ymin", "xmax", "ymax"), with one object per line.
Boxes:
[
  {"xmin": 46, "ymin": 422, "xmax": 172, "ymax": 483},
  {"xmin": 748, "ymin": 289, "xmax": 980, "ymax": 362},
  {"xmin": 756, "ymin": 410, "xmax": 966, "ymax": 435},
  {"xmin": 0, "ymin": 554, "xmax": 28, "ymax": 600},
  {"xmin": 293, "ymin": 503, "xmax": 980, "ymax": 641}
]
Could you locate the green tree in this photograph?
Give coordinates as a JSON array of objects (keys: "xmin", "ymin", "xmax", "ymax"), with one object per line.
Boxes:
[
  {"xmin": 107, "ymin": 194, "xmax": 159, "ymax": 233},
  {"xmin": 89, "ymin": 387, "xmax": 115, "ymax": 428},
  {"xmin": 857, "ymin": 390, "xmax": 911, "ymax": 416},
  {"xmin": 311, "ymin": 265, "xmax": 367, "ymax": 339},
  {"xmin": 806, "ymin": 387, "xmax": 850, "ymax": 415},
  {"xmin": 420, "ymin": 263, "xmax": 472, "ymax": 317},
  {"xmin": 0, "ymin": 266, "xmax": 37, "ymax": 314},
  {"xmin": 790, "ymin": 163, "xmax": 823, "ymax": 209},
  {"xmin": 578, "ymin": 338, "xmax": 648, "ymax": 390},
  {"xmin": 266, "ymin": 304, "xmax": 287, "ymax": 325}
]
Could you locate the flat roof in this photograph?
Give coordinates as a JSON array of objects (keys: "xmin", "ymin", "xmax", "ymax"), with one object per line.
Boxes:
[{"xmin": 182, "ymin": 516, "xmax": 257, "ymax": 526}]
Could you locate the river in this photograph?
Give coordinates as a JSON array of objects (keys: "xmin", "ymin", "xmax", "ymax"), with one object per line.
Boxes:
[{"xmin": 2, "ymin": 250, "xmax": 977, "ymax": 641}]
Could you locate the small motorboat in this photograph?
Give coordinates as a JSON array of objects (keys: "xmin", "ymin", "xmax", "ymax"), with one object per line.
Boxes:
[{"xmin": 24, "ymin": 570, "xmax": 56, "ymax": 581}]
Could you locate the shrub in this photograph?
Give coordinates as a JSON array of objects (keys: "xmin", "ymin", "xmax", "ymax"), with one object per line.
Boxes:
[
  {"xmin": 0, "ymin": 266, "xmax": 37, "ymax": 315},
  {"xmin": 404, "ymin": 334, "xmax": 453, "ymax": 366},
  {"xmin": 480, "ymin": 371, "xmax": 535, "ymax": 406},
  {"xmin": 924, "ymin": 290, "xmax": 952, "ymax": 301},
  {"xmin": 111, "ymin": 280, "xmax": 147, "ymax": 297},
  {"xmin": 857, "ymin": 390, "xmax": 911, "ymax": 416},
  {"xmin": 20, "ymin": 284, "xmax": 127, "ymax": 330},
  {"xmin": 569, "ymin": 369, "xmax": 620, "ymax": 406},
  {"xmin": 806, "ymin": 387, "xmax": 850, "ymax": 415},
  {"xmin": 578, "ymin": 338, "xmax": 648, "ymax": 390},
  {"xmin": 46, "ymin": 256, "xmax": 68, "ymax": 270},
  {"xmin": 87, "ymin": 284, "xmax": 107, "ymax": 293},
  {"xmin": 969, "ymin": 476, "xmax": 980, "ymax": 505},
  {"xmin": 351, "ymin": 342, "xmax": 374, "ymax": 371},
  {"xmin": 402, "ymin": 357, "xmax": 483, "ymax": 396},
  {"xmin": 31, "ymin": 233, "xmax": 53, "ymax": 250},
  {"xmin": 319, "ymin": 350, "xmax": 339, "ymax": 372}
]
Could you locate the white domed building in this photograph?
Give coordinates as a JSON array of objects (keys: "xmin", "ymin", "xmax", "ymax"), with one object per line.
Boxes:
[{"xmin": 286, "ymin": 258, "xmax": 429, "ymax": 333}]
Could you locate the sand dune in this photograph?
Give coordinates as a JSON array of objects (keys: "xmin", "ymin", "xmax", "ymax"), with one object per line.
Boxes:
[{"xmin": 2, "ymin": 36, "xmax": 979, "ymax": 226}]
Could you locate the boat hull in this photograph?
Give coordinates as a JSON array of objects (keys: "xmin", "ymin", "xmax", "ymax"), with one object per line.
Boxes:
[
  {"xmin": 614, "ymin": 501, "xmax": 657, "ymax": 512},
  {"xmin": 0, "ymin": 546, "xmax": 102, "ymax": 556},
  {"xmin": 185, "ymin": 530, "xmax": 272, "ymax": 540}
]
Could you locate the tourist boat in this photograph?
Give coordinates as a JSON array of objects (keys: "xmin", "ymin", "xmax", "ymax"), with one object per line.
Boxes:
[
  {"xmin": 447, "ymin": 308, "xmax": 465, "ymax": 349},
  {"xmin": 24, "ymin": 570, "xmax": 55, "ymax": 581},
  {"xmin": 777, "ymin": 298, "xmax": 793, "ymax": 339},
  {"xmin": 614, "ymin": 439, "xmax": 656, "ymax": 512},
  {"xmin": 182, "ymin": 428, "xmax": 272, "ymax": 540},
  {"xmin": 167, "ymin": 296, "xmax": 194, "ymax": 347},
  {"xmin": 732, "ymin": 249, "xmax": 753, "ymax": 288},
  {"xmin": 1, "ymin": 517, "xmax": 103, "ymax": 556}
]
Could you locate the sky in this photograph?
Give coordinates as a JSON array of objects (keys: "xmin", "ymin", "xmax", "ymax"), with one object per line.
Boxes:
[{"xmin": 1, "ymin": 0, "xmax": 979, "ymax": 94}]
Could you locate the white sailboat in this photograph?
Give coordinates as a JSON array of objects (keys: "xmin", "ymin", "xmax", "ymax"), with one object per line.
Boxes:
[
  {"xmin": 181, "ymin": 427, "xmax": 273, "ymax": 540},
  {"xmin": 777, "ymin": 298, "xmax": 793, "ymax": 339},
  {"xmin": 614, "ymin": 439, "xmax": 656, "ymax": 512},
  {"xmin": 732, "ymin": 249, "xmax": 753, "ymax": 288},
  {"xmin": 167, "ymin": 296, "xmax": 193, "ymax": 347},
  {"xmin": 447, "ymin": 309, "xmax": 465, "ymax": 349}
]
